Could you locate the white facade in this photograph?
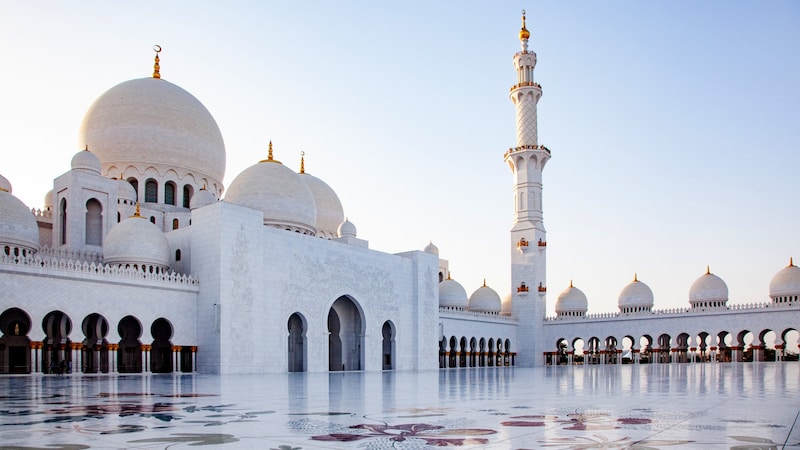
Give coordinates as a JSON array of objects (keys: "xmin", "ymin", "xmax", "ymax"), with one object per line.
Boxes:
[{"xmin": 1, "ymin": 14, "xmax": 798, "ymax": 376}]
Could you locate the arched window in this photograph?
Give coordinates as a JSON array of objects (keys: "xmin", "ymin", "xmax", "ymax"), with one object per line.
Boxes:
[
  {"xmin": 145, "ymin": 179, "xmax": 158, "ymax": 203},
  {"xmin": 117, "ymin": 212, "xmax": 121, "ymax": 223},
  {"xmin": 182, "ymin": 185, "xmax": 193, "ymax": 208},
  {"xmin": 172, "ymin": 218, "xmax": 179, "ymax": 230},
  {"xmin": 59, "ymin": 198, "xmax": 67, "ymax": 245},
  {"xmin": 85, "ymin": 199, "xmax": 103, "ymax": 246},
  {"xmin": 175, "ymin": 249, "xmax": 181, "ymax": 261},
  {"xmin": 164, "ymin": 182, "xmax": 176, "ymax": 206},
  {"xmin": 150, "ymin": 216, "xmax": 156, "ymax": 224},
  {"xmin": 127, "ymin": 178, "xmax": 139, "ymax": 202}
]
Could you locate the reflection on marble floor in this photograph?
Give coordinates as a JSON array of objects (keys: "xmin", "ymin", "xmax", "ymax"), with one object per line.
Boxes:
[{"xmin": 0, "ymin": 363, "xmax": 798, "ymax": 449}]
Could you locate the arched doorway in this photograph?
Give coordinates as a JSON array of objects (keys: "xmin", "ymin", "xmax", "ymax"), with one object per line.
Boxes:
[
  {"xmin": 0, "ymin": 308, "xmax": 32, "ymax": 374},
  {"xmin": 382, "ymin": 321, "xmax": 395, "ymax": 370},
  {"xmin": 81, "ymin": 313, "xmax": 109, "ymax": 373},
  {"xmin": 327, "ymin": 296, "xmax": 364, "ymax": 371},
  {"xmin": 43, "ymin": 311, "xmax": 72, "ymax": 374},
  {"xmin": 118, "ymin": 316, "xmax": 142, "ymax": 373},
  {"xmin": 150, "ymin": 318, "xmax": 173, "ymax": 373},
  {"xmin": 288, "ymin": 313, "xmax": 306, "ymax": 372}
]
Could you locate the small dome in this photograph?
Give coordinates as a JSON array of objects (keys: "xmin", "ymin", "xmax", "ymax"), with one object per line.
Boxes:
[
  {"xmin": 44, "ymin": 189, "xmax": 55, "ymax": 209},
  {"xmin": 424, "ymin": 241, "xmax": 439, "ymax": 256},
  {"xmin": 555, "ymin": 283, "xmax": 588, "ymax": 314},
  {"xmin": 689, "ymin": 268, "xmax": 728, "ymax": 305},
  {"xmin": 618, "ymin": 276, "xmax": 654, "ymax": 310},
  {"xmin": 439, "ymin": 277, "xmax": 468, "ymax": 308},
  {"xmin": 70, "ymin": 148, "xmax": 102, "ymax": 174},
  {"xmin": 770, "ymin": 259, "xmax": 800, "ymax": 299},
  {"xmin": 501, "ymin": 293, "xmax": 513, "ymax": 316},
  {"xmin": 337, "ymin": 218, "xmax": 357, "ymax": 238},
  {"xmin": 468, "ymin": 282, "xmax": 502, "ymax": 313},
  {"xmin": 79, "ymin": 77, "xmax": 226, "ymax": 185},
  {"xmin": 224, "ymin": 147, "xmax": 317, "ymax": 234},
  {"xmin": 190, "ymin": 187, "xmax": 217, "ymax": 210},
  {"xmin": 0, "ymin": 174, "xmax": 12, "ymax": 193},
  {"xmin": 103, "ymin": 212, "xmax": 170, "ymax": 269},
  {"xmin": 0, "ymin": 189, "xmax": 40, "ymax": 252},
  {"xmin": 116, "ymin": 179, "xmax": 137, "ymax": 203},
  {"xmin": 299, "ymin": 172, "xmax": 343, "ymax": 238}
]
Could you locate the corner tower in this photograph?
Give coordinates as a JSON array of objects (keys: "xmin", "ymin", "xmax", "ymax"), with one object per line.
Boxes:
[{"xmin": 504, "ymin": 11, "xmax": 550, "ymax": 367}]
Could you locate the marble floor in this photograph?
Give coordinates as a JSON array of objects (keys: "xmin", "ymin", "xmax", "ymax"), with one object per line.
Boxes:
[{"xmin": 0, "ymin": 363, "xmax": 797, "ymax": 449}]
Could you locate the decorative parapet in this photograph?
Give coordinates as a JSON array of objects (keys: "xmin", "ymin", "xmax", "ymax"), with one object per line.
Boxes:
[
  {"xmin": 543, "ymin": 300, "xmax": 784, "ymax": 322},
  {"xmin": 517, "ymin": 282, "xmax": 529, "ymax": 294},
  {"xmin": 439, "ymin": 306, "xmax": 517, "ymax": 323},
  {"xmin": 37, "ymin": 246, "xmax": 103, "ymax": 264},
  {"xmin": 0, "ymin": 251, "xmax": 198, "ymax": 287},
  {"xmin": 537, "ymin": 282, "xmax": 547, "ymax": 293},
  {"xmin": 517, "ymin": 237, "xmax": 529, "ymax": 249},
  {"xmin": 537, "ymin": 239, "xmax": 547, "ymax": 247}
]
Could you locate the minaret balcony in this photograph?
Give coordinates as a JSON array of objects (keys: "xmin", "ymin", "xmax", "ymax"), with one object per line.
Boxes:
[
  {"xmin": 537, "ymin": 239, "xmax": 547, "ymax": 250},
  {"xmin": 517, "ymin": 282, "xmax": 529, "ymax": 295},
  {"xmin": 537, "ymin": 282, "xmax": 547, "ymax": 296},
  {"xmin": 503, "ymin": 144, "xmax": 550, "ymax": 160},
  {"xmin": 516, "ymin": 237, "xmax": 529, "ymax": 252},
  {"xmin": 510, "ymin": 81, "xmax": 542, "ymax": 92}
]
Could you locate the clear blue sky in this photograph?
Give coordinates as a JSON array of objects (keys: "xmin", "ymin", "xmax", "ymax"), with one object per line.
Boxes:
[{"xmin": 1, "ymin": 2, "xmax": 798, "ymax": 315}]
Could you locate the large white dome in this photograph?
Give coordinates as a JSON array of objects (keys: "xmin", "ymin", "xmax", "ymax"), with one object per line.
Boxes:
[
  {"xmin": 618, "ymin": 276, "xmax": 654, "ymax": 311},
  {"xmin": 468, "ymin": 282, "xmax": 502, "ymax": 313},
  {"xmin": 298, "ymin": 171, "xmax": 343, "ymax": 238},
  {"xmin": 439, "ymin": 277, "xmax": 468, "ymax": 308},
  {"xmin": 0, "ymin": 187, "xmax": 40, "ymax": 253},
  {"xmin": 78, "ymin": 77, "xmax": 226, "ymax": 184},
  {"xmin": 689, "ymin": 269, "xmax": 728, "ymax": 306},
  {"xmin": 770, "ymin": 259, "xmax": 800, "ymax": 299},
  {"xmin": 555, "ymin": 282, "xmax": 588, "ymax": 314},
  {"xmin": 103, "ymin": 213, "xmax": 170, "ymax": 270},
  {"xmin": 225, "ymin": 148, "xmax": 317, "ymax": 234}
]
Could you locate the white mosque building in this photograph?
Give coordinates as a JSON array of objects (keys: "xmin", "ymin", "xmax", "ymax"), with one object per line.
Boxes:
[{"xmin": 1, "ymin": 14, "xmax": 798, "ymax": 375}]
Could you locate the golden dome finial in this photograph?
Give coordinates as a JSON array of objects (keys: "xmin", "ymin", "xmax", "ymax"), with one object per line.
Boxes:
[
  {"xmin": 633, "ymin": 273, "xmax": 638, "ymax": 282},
  {"xmin": 300, "ymin": 151, "xmax": 305, "ymax": 174},
  {"xmin": 483, "ymin": 278, "xmax": 487, "ymax": 287},
  {"xmin": 84, "ymin": 144, "xmax": 89, "ymax": 152},
  {"xmin": 519, "ymin": 9, "xmax": 530, "ymax": 41},
  {"xmin": 447, "ymin": 271, "xmax": 451, "ymax": 280},
  {"xmin": 790, "ymin": 257, "xmax": 795, "ymax": 267},
  {"xmin": 152, "ymin": 45, "xmax": 162, "ymax": 79},
  {"xmin": 132, "ymin": 202, "xmax": 142, "ymax": 218},
  {"xmin": 706, "ymin": 265, "xmax": 711, "ymax": 275},
  {"xmin": 259, "ymin": 140, "xmax": 283, "ymax": 164},
  {"xmin": 569, "ymin": 279, "xmax": 573, "ymax": 288}
]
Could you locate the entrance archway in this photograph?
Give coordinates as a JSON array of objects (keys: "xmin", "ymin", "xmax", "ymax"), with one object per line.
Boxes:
[
  {"xmin": 288, "ymin": 313, "xmax": 306, "ymax": 372},
  {"xmin": 382, "ymin": 321, "xmax": 395, "ymax": 370},
  {"xmin": 327, "ymin": 296, "xmax": 364, "ymax": 371},
  {"xmin": 43, "ymin": 311, "xmax": 72, "ymax": 374},
  {"xmin": 81, "ymin": 313, "xmax": 109, "ymax": 373},
  {"xmin": 0, "ymin": 308, "xmax": 32, "ymax": 374},
  {"xmin": 118, "ymin": 316, "xmax": 142, "ymax": 373},
  {"xmin": 150, "ymin": 318, "xmax": 173, "ymax": 373}
]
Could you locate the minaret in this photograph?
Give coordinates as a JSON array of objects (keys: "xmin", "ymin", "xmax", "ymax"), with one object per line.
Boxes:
[{"xmin": 504, "ymin": 11, "xmax": 550, "ymax": 367}]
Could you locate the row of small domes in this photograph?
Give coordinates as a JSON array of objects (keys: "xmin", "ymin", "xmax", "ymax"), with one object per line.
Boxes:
[{"xmin": 555, "ymin": 264, "xmax": 800, "ymax": 313}]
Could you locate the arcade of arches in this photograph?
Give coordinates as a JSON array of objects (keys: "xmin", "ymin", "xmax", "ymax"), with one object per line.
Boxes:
[
  {"xmin": 547, "ymin": 329, "xmax": 800, "ymax": 366},
  {"xmin": 0, "ymin": 308, "xmax": 195, "ymax": 374},
  {"xmin": 287, "ymin": 296, "xmax": 397, "ymax": 372},
  {"xmin": 439, "ymin": 336, "xmax": 516, "ymax": 368}
]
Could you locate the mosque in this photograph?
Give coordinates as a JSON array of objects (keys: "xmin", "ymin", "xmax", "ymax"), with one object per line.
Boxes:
[{"xmin": 0, "ymin": 14, "xmax": 798, "ymax": 375}]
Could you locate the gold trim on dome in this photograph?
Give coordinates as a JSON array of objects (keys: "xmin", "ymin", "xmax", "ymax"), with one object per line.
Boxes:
[
  {"xmin": 259, "ymin": 141, "xmax": 283, "ymax": 164},
  {"xmin": 152, "ymin": 45, "xmax": 162, "ymax": 79}
]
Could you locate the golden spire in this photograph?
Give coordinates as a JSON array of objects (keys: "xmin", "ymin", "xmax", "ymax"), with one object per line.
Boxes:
[
  {"xmin": 300, "ymin": 151, "xmax": 305, "ymax": 174},
  {"xmin": 790, "ymin": 257, "xmax": 795, "ymax": 267},
  {"xmin": 483, "ymin": 278, "xmax": 487, "ymax": 287},
  {"xmin": 84, "ymin": 144, "xmax": 89, "ymax": 152},
  {"xmin": 152, "ymin": 45, "xmax": 162, "ymax": 79},
  {"xmin": 569, "ymin": 279, "xmax": 573, "ymax": 288},
  {"xmin": 519, "ymin": 9, "xmax": 530, "ymax": 41},
  {"xmin": 132, "ymin": 202, "xmax": 142, "ymax": 218},
  {"xmin": 447, "ymin": 271, "xmax": 451, "ymax": 280},
  {"xmin": 633, "ymin": 273, "xmax": 638, "ymax": 282},
  {"xmin": 259, "ymin": 140, "xmax": 283, "ymax": 164},
  {"xmin": 706, "ymin": 265, "xmax": 711, "ymax": 275}
]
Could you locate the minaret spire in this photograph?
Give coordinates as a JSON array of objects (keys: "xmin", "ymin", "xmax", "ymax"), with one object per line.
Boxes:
[{"xmin": 152, "ymin": 45, "xmax": 162, "ymax": 79}]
